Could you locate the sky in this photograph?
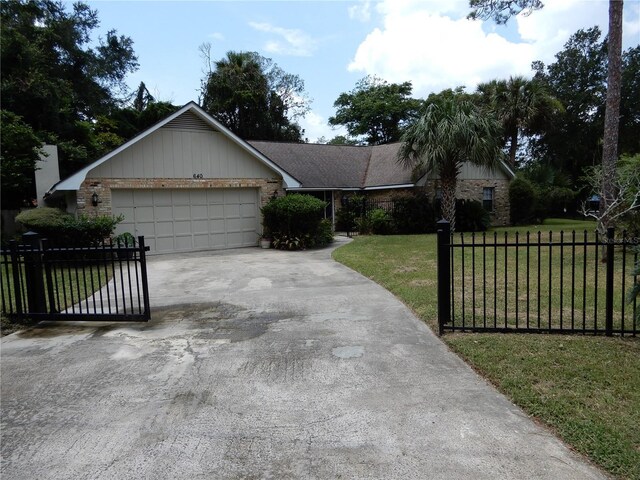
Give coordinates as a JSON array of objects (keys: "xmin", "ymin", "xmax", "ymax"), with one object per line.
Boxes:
[{"xmin": 84, "ymin": 0, "xmax": 640, "ymax": 142}]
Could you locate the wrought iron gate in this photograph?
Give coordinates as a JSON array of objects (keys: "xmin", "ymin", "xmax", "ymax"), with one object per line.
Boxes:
[{"xmin": 1, "ymin": 233, "xmax": 150, "ymax": 322}]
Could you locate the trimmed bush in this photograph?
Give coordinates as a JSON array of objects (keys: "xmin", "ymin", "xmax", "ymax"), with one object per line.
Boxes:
[
  {"xmin": 509, "ymin": 177, "xmax": 537, "ymax": 225},
  {"xmin": 455, "ymin": 199, "xmax": 491, "ymax": 232},
  {"xmin": 261, "ymin": 194, "xmax": 333, "ymax": 250},
  {"xmin": 391, "ymin": 193, "xmax": 437, "ymax": 234},
  {"xmin": 15, "ymin": 207, "xmax": 122, "ymax": 246}
]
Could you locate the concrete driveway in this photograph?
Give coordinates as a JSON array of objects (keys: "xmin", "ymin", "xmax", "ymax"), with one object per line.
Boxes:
[{"xmin": 1, "ymin": 239, "xmax": 605, "ymax": 479}]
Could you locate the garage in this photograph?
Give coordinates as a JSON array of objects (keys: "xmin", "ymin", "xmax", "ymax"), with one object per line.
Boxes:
[
  {"xmin": 45, "ymin": 103, "xmax": 301, "ymax": 254},
  {"xmin": 112, "ymin": 188, "xmax": 260, "ymax": 254}
]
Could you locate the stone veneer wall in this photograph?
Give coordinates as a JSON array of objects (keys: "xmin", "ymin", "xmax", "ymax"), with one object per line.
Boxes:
[
  {"xmin": 77, "ymin": 177, "xmax": 284, "ymax": 216},
  {"xmin": 421, "ymin": 179, "xmax": 510, "ymax": 226}
]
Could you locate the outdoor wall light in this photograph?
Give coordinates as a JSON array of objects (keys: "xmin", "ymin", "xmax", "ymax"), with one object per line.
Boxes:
[{"xmin": 91, "ymin": 192, "xmax": 100, "ymax": 207}]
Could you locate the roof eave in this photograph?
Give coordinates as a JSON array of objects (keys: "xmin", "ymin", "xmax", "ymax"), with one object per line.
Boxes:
[{"xmin": 48, "ymin": 102, "xmax": 301, "ymax": 194}]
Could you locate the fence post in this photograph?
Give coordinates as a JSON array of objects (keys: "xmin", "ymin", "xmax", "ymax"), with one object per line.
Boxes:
[
  {"xmin": 9, "ymin": 240, "xmax": 23, "ymax": 315},
  {"xmin": 605, "ymin": 227, "xmax": 615, "ymax": 336},
  {"xmin": 437, "ymin": 220, "xmax": 451, "ymax": 336},
  {"xmin": 138, "ymin": 236, "xmax": 151, "ymax": 320},
  {"xmin": 22, "ymin": 231, "xmax": 47, "ymax": 314}
]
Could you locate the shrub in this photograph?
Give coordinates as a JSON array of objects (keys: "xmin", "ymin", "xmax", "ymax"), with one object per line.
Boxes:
[
  {"xmin": 315, "ymin": 219, "xmax": 334, "ymax": 246},
  {"xmin": 15, "ymin": 207, "xmax": 68, "ymax": 231},
  {"xmin": 15, "ymin": 207, "xmax": 122, "ymax": 246},
  {"xmin": 355, "ymin": 214, "xmax": 373, "ymax": 235},
  {"xmin": 368, "ymin": 208, "xmax": 393, "ymax": 234},
  {"xmin": 391, "ymin": 193, "xmax": 437, "ymax": 234},
  {"xmin": 455, "ymin": 199, "xmax": 490, "ymax": 232},
  {"xmin": 509, "ymin": 177, "xmax": 537, "ymax": 225},
  {"xmin": 335, "ymin": 195, "xmax": 365, "ymax": 231},
  {"xmin": 261, "ymin": 194, "xmax": 332, "ymax": 250}
]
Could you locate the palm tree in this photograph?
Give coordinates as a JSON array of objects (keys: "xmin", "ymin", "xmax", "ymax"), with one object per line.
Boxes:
[
  {"xmin": 477, "ymin": 76, "xmax": 562, "ymax": 168},
  {"xmin": 398, "ymin": 95, "xmax": 503, "ymax": 232}
]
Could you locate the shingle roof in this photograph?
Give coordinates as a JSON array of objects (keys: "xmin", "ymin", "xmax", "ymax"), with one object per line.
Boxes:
[{"xmin": 248, "ymin": 141, "xmax": 414, "ymax": 189}]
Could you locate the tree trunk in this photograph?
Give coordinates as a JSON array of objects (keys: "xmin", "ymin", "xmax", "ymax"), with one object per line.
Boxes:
[
  {"xmin": 600, "ymin": 0, "xmax": 623, "ymax": 230},
  {"xmin": 508, "ymin": 130, "xmax": 518, "ymax": 168},
  {"xmin": 441, "ymin": 174, "xmax": 457, "ymax": 232}
]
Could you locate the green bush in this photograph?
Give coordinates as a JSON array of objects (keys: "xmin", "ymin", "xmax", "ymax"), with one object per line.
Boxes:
[
  {"xmin": 335, "ymin": 195, "xmax": 365, "ymax": 231},
  {"xmin": 15, "ymin": 207, "xmax": 122, "ymax": 246},
  {"xmin": 15, "ymin": 207, "xmax": 68, "ymax": 230},
  {"xmin": 368, "ymin": 208, "xmax": 393, "ymax": 234},
  {"xmin": 391, "ymin": 193, "xmax": 437, "ymax": 234},
  {"xmin": 315, "ymin": 219, "xmax": 334, "ymax": 246},
  {"xmin": 261, "ymin": 194, "xmax": 332, "ymax": 250},
  {"xmin": 509, "ymin": 177, "xmax": 537, "ymax": 225},
  {"xmin": 455, "ymin": 199, "xmax": 491, "ymax": 232}
]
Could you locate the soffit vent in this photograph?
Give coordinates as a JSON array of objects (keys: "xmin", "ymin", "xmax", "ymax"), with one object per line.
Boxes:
[{"xmin": 163, "ymin": 111, "xmax": 215, "ymax": 132}]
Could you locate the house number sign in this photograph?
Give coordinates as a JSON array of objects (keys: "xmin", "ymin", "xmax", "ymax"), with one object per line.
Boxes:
[{"xmin": 193, "ymin": 173, "xmax": 204, "ymax": 179}]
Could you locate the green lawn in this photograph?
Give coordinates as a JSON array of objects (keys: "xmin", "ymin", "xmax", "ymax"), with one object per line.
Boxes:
[
  {"xmin": 1, "ymin": 261, "xmax": 113, "ymax": 336},
  {"xmin": 333, "ymin": 219, "xmax": 640, "ymax": 480}
]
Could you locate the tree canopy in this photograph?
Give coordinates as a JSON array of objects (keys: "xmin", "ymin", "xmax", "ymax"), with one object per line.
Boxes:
[
  {"xmin": 200, "ymin": 50, "xmax": 308, "ymax": 142},
  {"xmin": 329, "ymin": 76, "xmax": 422, "ymax": 145},
  {"xmin": 530, "ymin": 27, "xmax": 639, "ymax": 183},
  {"xmin": 1, "ymin": 0, "xmax": 139, "ymax": 202},
  {"xmin": 476, "ymin": 76, "xmax": 562, "ymax": 168},
  {"xmin": 398, "ymin": 94, "xmax": 503, "ymax": 231}
]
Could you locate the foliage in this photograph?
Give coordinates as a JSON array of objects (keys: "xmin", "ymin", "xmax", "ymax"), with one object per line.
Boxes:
[
  {"xmin": 200, "ymin": 49, "xmax": 307, "ymax": 142},
  {"xmin": 367, "ymin": 208, "xmax": 394, "ymax": 235},
  {"xmin": 114, "ymin": 231, "xmax": 136, "ymax": 247},
  {"xmin": 467, "ymin": 0, "xmax": 543, "ymax": 24},
  {"xmin": 335, "ymin": 195, "xmax": 366, "ymax": 231},
  {"xmin": 315, "ymin": 219, "xmax": 334, "ymax": 246},
  {"xmin": 261, "ymin": 194, "xmax": 331, "ymax": 250},
  {"xmin": 1, "ymin": 111, "xmax": 43, "ymax": 208},
  {"xmin": 329, "ymin": 76, "xmax": 422, "ymax": 145},
  {"xmin": 391, "ymin": 193, "xmax": 437, "ymax": 234},
  {"xmin": 15, "ymin": 207, "xmax": 68, "ymax": 230},
  {"xmin": 454, "ymin": 199, "xmax": 491, "ymax": 232},
  {"xmin": 398, "ymin": 93, "xmax": 503, "ymax": 231},
  {"xmin": 1, "ymin": 0, "xmax": 139, "ymax": 178},
  {"xmin": 15, "ymin": 207, "xmax": 122, "ymax": 246},
  {"xmin": 476, "ymin": 76, "xmax": 562, "ymax": 168},
  {"xmin": 508, "ymin": 176, "xmax": 537, "ymax": 225},
  {"xmin": 327, "ymin": 135, "xmax": 360, "ymax": 146},
  {"xmin": 530, "ymin": 27, "xmax": 639, "ymax": 184},
  {"xmin": 580, "ymin": 154, "xmax": 640, "ymax": 236}
]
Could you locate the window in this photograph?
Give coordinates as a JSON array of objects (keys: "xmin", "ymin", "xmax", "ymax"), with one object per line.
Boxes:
[
  {"xmin": 483, "ymin": 187, "xmax": 494, "ymax": 211},
  {"xmin": 435, "ymin": 188, "xmax": 443, "ymax": 200}
]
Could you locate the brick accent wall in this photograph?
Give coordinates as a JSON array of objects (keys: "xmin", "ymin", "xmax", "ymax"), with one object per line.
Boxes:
[
  {"xmin": 422, "ymin": 179, "xmax": 511, "ymax": 226},
  {"xmin": 77, "ymin": 177, "xmax": 285, "ymax": 217}
]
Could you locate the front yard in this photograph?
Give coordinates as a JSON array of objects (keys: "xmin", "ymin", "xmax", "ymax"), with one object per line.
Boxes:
[{"xmin": 333, "ymin": 219, "xmax": 640, "ymax": 480}]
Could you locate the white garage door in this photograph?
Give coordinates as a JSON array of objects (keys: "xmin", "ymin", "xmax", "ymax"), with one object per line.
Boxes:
[{"xmin": 112, "ymin": 189, "xmax": 260, "ymax": 253}]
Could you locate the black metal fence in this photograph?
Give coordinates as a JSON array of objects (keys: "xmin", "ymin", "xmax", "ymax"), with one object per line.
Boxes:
[
  {"xmin": 1, "ymin": 233, "xmax": 151, "ymax": 322},
  {"xmin": 344, "ymin": 198, "xmax": 396, "ymax": 237},
  {"xmin": 437, "ymin": 220, "xmax": 639, "ymax": 336}
]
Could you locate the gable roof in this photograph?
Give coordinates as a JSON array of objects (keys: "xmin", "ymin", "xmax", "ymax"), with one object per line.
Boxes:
[
  {"xmin": 248, "ymin": 141, "xmax": 415, "ymax": 190},
  {"xmin": 48, "ymin": 102, "xmax": 301, "ymax": 194}
]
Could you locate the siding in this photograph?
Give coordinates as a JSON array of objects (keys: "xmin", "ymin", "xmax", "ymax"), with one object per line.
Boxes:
[{"xmin": 88, "ymin": 127, "xmax": 277, "ymax": 180}]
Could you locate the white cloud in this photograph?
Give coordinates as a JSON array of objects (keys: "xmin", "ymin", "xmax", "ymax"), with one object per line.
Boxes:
[
  {"xmin": 208, "ymin": 32, "xmax": 225, "ymax": 41},
  {"xmin": 299, "ymin": 110, "xmax": 346, "ymax": 143},
  {"xmin": 349, "ymin": 0, "xmax": 371, "ymax": 22},
  {"xmin": 348, "ymin": 0, "xmax": 640, "ymax": 98},
  {"xmin": 249, "ymin": 22, "xmax": 317, "ymax": 57}
]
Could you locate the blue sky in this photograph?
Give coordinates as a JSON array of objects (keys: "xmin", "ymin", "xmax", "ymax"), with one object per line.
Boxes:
[{"xmin": 85, "ymin": 0, "xmax": 640, "ymax": 142}]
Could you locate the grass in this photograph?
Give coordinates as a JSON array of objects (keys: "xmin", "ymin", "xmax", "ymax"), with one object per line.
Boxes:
[
  {"xmin": 1, "ymin": 261, "xmax": 113, "ymax": 336},
  {"xmin": 333, "ymin": 218, "xmax": 640, "ymax": 479}
]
